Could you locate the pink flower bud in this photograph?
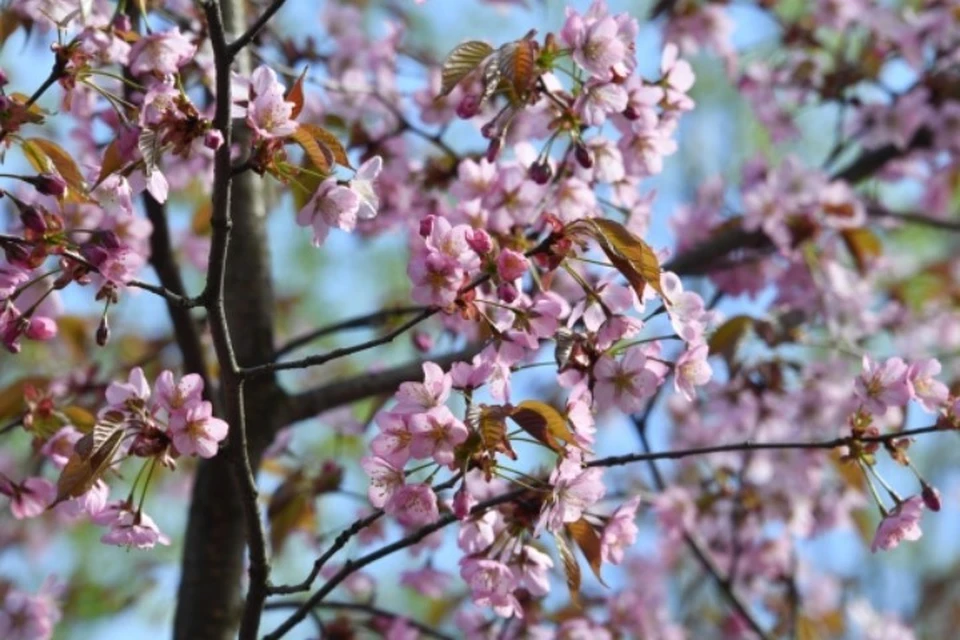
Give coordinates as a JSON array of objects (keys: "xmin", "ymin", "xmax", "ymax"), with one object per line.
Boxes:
[
  {"xmin": 921, "ymin": 483, "xmax": 942, "ymax": 512},
  {"xmin": 33, "ymin": 173, "xmax": 67, "ymax": 198},
  {"xmin": 466, "ymin": 228, "xmax": 492, "ymax": 255},
  {"xmin": 623, "ymin": 105, "xmax": 641, "ymax": 120},
  {"xmin": 485, "ymin": 137, "xmax": 502, "ymax": 163},
  {"xmin": 204, "ymin": 130, "xmax": 224, "ymax": 151},
  {"xmin": 497, "ymin": 248, "xmax": 529, "ymax": 281},
  {"xmin": 100, "ymin": 230, "xmax": 122, "ymax": 250},
  {"xmin": 97, "ymin": 316, "xmax": 110, "ymax": 346},
  {"xmin": 25, "ymin": 317, "xmax": 56, "ymax": 341},
  {"xmin": 528, "ymin": 160, "xmax": 552, "ymax": 185},
  {"xmin": 574, "ymin": 143, "xmax": 593, "ymax": 169},
  {"xmin": 456, "ymin": 94, "xmax": 481, "ymax": 119},
  {"xmin": 412, "ymin": 331, "xmax": 433, "ymax": 352},
  {"xmin": 497, "ymin": 281, "xmax": 518, "ymax": 303},
  {"xmin": 419, "ymin": 215, "xmax": 435, "ymax": 238},
  {"xmin": 453, "ymin": 485, "xmax": 476, "ymax": 520},
  {"xmin": 20, "ymin": 206, "xmax": 47, "ymax": 233},
  {"xmin": 0, "ymin": 69, "xmax": 8, "ymax": 87}
]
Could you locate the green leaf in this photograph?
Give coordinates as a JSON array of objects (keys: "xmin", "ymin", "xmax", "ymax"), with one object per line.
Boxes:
[{"xmin": 439, "ymin": 40, "xmax": 494, "ymax": 97}]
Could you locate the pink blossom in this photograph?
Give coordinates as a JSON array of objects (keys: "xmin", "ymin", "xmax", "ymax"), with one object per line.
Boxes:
[
  {"xmin": 907, "ymin": 359, "xmax": 949, "ymax": 413},
  {"xmin": 577, "ymin": 81, "xmax": 628, "ymax": 126},
  {"xmin": 871, "ymin": 496, "xmax": 924, "ymax": 553},
  {"xmin": 511, "ymin": 545, "xmax": 554, "ymax": 597},
  {"xmin": 370, "ymin": 411, "xmax": 414, "ymax": 467},
  {"xmin": 128, "ymin": 28, "xmax": 196, "ymax": 76},
  {"xmin": 296, "ymin": 178, "xmax": 361, "ymax": 246},
  {"xmin": 660, "ymin": 43, "xmax": 695, "ymax": 110},
  {"xmin": 351, "ymin": 156, "xmax": 383, "ymax": 220},
  {"xmin": 408, "ymin": 251, "xmax": 463, "ymax": 307},
  {"xmin": 361, "ymin": 456, "xmax": 405, "ymax": 508},
  {"xmin": 154, "ymin": 371, "xmax": 204, "ymax": 415},
  {"xmin": 496, "ymin": 249, "xmax": 529, "ymax": 282},
  {"xmin": 2, "ymin": 477, "xmax": 56, "ymax": 519},
  {"xmin": 459, "ymin": 557, "xmax": 523, "ymax": 618},
  {"xmin": 99, "ymin": 507, "xmax": 170, "ymax": 549},
  {"xmin": 394, "ymin": 362, "xmax": 452, "ymax": 414},
  {"xmin": 408, "ymin": 406, "xmax": 468, "ymax": 466},
  {"xmin": 564, "ymin": 14, "xmax": 627, "ymax": 79},
  {"xmin": 400, "ymin": 566, "xmax": 451, "ymax": 598},
  {"xmin": 855, "ymin": 356, "xmax": 911, "ymax": 415},
  {"xmin": 39, "ymin": 427, "xmax": 82, "ymax": 469},
  {"xmin": 453, "ymin": 485, "xmax": 477, "ymax": 520},
  {"xmin": 674, "ymin": 343, "xmax": 712, "ymax": 401},
  {"xmin": 457, "ymin": 510, "xmax": 500, "ymax": 553},
  {"xmin": 168, "ymin": 401, "xmax": 229, "ymax": 458},
  {"xmin": 539, "ymin": 451, "xmax": 606, "ymax": 532},
  {"xmin": 0, "ymin": 579, "xmax": 62, "ymax": 640},
  {"xmin": 601, "ymin": 496, "xmax": 641, "ymax": 565},
  {"xmin": 245, "ymin": 66, "xmax": 297, "ymax": 139},
  {"xmin": 593, "ymin": 346, "xmax": 660, "ymax": 413},
  {"xmin": 385, "ymin": 483, "xmax": 439, "ymax": 527}
]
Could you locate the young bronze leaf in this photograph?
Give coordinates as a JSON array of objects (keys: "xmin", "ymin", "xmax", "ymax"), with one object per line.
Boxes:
[
  {"xmin": 841, "ymin": 227, "xmax": 882, "ymax": 275},
  {"xmin": 440, "ymin": 40, "xmax": 494, "ymax": 97},
  {"xmin": 54, "ymin": 424, "xmax": 124, "ymax": 504},
  {"xmin": 95, "ymin": 138, "xmax": 126, "ymax": 187},
  {"xmin": 554, "ymin": 531, "xmax": 582, "ymax": 608},
  {"xmin": 589, "ymin": 218, "xmax": 667, "ymax": 300},
  {"xmin": 285, "ymin": 67, "xmax": 309, "ymax": 120},
  {"xmin": 565, "ymin": 518, "xmax": 606, "ymax": 585},
  {"xmin": 497, "ymin": 39, "xmax": 537, "ymax": 105},
  {"xmin": 61, "ymin": 406, "xmax": 96, "ymax": 433},
  {"xmin": 299, "ymin": 123, "xmax": 351, "ymax": 169},
  {"xmin": 475, "ymin": 405, "xmax": 517, "ymax": 460},
  {"xmin": 509, "ymin": 400, "xmax": 578, "ymax": 452},
  {"xmin": 290, "ymin": 124, "xmax": 333, "ymax": 174},
  {"xmin": 25, "ymin": 138, "xmax": 87, "ymax": 192},
  {"xmin": 267, "ymin": 471, "xmax": 316, "ymax": 554},
  {"xmin": 21, "ymin": 138, "xmax": 52, "ymax": 175},
  {"xmin": 707, "ymin": 315, "xmax": 754, "ymax": 365}
]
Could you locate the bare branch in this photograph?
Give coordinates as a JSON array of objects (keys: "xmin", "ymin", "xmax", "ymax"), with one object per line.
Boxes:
[
  {"xmin": 227, "ymin": 0, "xmax": 288, "ymax": 59},
  {"xmin": 265, "ymin": 600, "xmax": 456, "ymax": 640},
  {"xmin": 273, "ymin": 305, "xmax": 427, "ymax": 360}
]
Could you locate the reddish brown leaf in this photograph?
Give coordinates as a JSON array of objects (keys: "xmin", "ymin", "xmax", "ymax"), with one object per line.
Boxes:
[
  {"xmin": 497, "ymin": 39, "xmax": 538, "ymax": 105},
  {"xmin": 299, "ymin": 123, "xmax": 351, "ymax": 169},
  {"xmin": 565, "ymin": 518, "xmax": 606, "ymax": 585},
  {"xmin": 568, "ymin": 218, "xmax": 666, "ymax": 301},
  {"xmin": 95, "ymin": 138, "xmax": 125, "ymax": 187},
  {"xmin": 267, "ymin": 470, "xmax": 316, "ymax": 554},
  {"xmin": 554, "ymin": 531, "xmax": 582, "ymax": 608},
  {"xmin": 509, "ymin": 400, "xmax": 578, "ymax": 452},
  {"xmin": 841, "ymin": 227, "xmax": 882, "ymax": 274},
  {"xmin": 290, "ymin": 124, "xmax": 333, "ymax": 174},
  {"xmin": 285, "ymin": 67, "xmax": 309, "ymax": 120},
  {"xmin": 708, "ymin": 315, "xmax": 754, "ymax": 365},
  {"xmin": 54, "ymin": 424, "xmax": 124, "ymax": 504},
  {"xmin": 24, "ymin": 138, "xmax": 87, "ymax": 194}
]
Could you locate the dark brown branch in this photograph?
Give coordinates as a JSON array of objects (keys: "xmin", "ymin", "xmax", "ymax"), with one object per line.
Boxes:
[
  {"xmin": 280, "ymin": 346, "xmax": 481, "ymax": 427},
  {"xmin": 143, "ymin": 195, "xmax": 215, "ymax": 409},
  {"xmin": 589, "ymin": 424, "xmax": 945, "ymax": 469},
  {"xmin": 226, "ymin": 0, "xmax": 288, "ymax": 59},
  {"xmin": 265, "ymin": 600, "xmax": 455, "ymax": 640},
  {"xmin": 273, "ymin": 305, "xmax": 427, "ymax": 360},
  {"xmin": 265, "ymin": 488, "xmax": 525, "ymax": 640},
  {"xmin": 868, "ymin": 206, "xmax": 960, "ymax": 233}
]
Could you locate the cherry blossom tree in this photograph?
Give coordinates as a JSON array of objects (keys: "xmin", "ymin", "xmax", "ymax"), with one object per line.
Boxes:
[{"xmin": 1, "ymin": 0, "xmax": 959, "ymax": 639}]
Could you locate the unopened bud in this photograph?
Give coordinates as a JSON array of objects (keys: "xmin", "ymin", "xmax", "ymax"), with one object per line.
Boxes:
[
  {"xmin": 466, "ymin": 228, "xmax": 492, "ymax": 255},
  {"xmin": 485, "ymin": 137, "xmax": 502, "ymax": 163},
  {"xmin": 497, "ymin": 281, "xmax": 519, "ymax": 303},
  {"xmin": 528, "ymin": 160, "xmax": 552, "ymax": 185},
  {"xmin": 412, "ymin": 331, "xmax": 433, "ymax": 353},
  {"xmin": 574, "ymin": 143, "xmax": 593, "ymax": 169},
  {"xmin": 99, "ymin": 230, "xmax": 122, "ymax": 250},
  {"xmin": 0, "ymin": 69, "xmax": 8, "ymax": 87},
  {"xmin": 33, "ymin": 173, "xmax": 67, "ymax": 198},
  {"xmin": 204, "ymin": 129, "xmax": 224, "ymax": 151},
  {"xmin": 622, "ymin": 105, "xmax": 641, "ymax": 120},
  {"xmin": 20, "ymin": 206, "xmax": 47, "ymax": 234},
  {"xmin": 921, "ymin": 483, "xmax": 942, "ymax": 512},
  {"xmin": 419, "ymin": 215, "xmax": 435, "ymax": 238},
  {"xmin": 112, "ymin": 14, "xmax": 132, "ymax": 31},
  {"xmin": 456, "ymin": 94, "xmax": 481, "ymax": 120},
  {"xmin": 25, "ymin": 317, "xmax": 57, "ymax": 341},
  {"xmin": 96, "ymin": 316, "xmax": 110, "ymax": 346}
]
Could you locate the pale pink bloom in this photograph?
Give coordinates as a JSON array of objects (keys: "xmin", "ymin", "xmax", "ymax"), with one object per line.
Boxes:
[
  {"xmin": 674, "ymin": 343, "xmax": 712, "ymax": 401},
  {"xmin": 660, "ymin": 43, "xmax": 695, "ymax": 110},
  {"xmin": 154, "ymin": 371, "xmax": 204, "ymax": 415},
  {"xmin": 593, "ymin": 346, "xmax": 659, "ymax": 413},
  {"xmin": 564, "ymin": 14, "xmax": 626, "ymax": 79},
  {"xmin": 497, "ymin": 248, "xmax": 529, "ymax": 282},
  {"xmin": 246, "ymin": 66, "xmax": 297, "ymax": 139},
  {"xmin": 819, "ymin": 181, "xmax": 866, "ymax": 229},
  {"xmin": 661, "ymin": 272, "xmax": 707, "ymax": 342},
  {"xmin": 408, "ymin": 251, "xmax": 463, "ymax": 307},
  {"xmin": 55, "ymin": 480, "xmax": 109, "ymax": 519},
  {"xmin": 459, "ymin": 557, "xmax": 523, "ymax": 618},
  {"xmin": 40, "ymin": 426, "xmax": 82, "ymax": 469},
  {"xmin": 855, "ymin": 356, "xmax": 912, "ymax": 415},
  {"xmin": 3, "ymin": 477, "xmax": 56, "ymax": 519},
  {"xmin": 100, "ymin": 507, "xmax": 170, "ymax": 549},
  {"xmin": 168, "ymin": 401, "xmax": 228, "ymax": 458},
  {"xmin": 907, "ymin": 359, "xmax": 949, "ymax": 413},
  {"xmin": 457, "ymin": 510, "xmax": 499, "ymax": 553},
  {"xmin": 601, "ymin": 496, "xmax": 641, "ymax": 565},
  {"xmin": 400, "ymin": 566, "xmax": 452, "ymax": 598},
  {"xmin": 370, "ymin": 411, "xmax": 414, "ymax": 467},
  {"xmin": 296, "ymin": 178, "xmax": 361, "ymax": 246},
  {"xmin": 0, "ymin": 579, "xmax": 62, "ymax": 640},
  {"xmin": 566, "ymin": 384, "xmax": 596, "ymax": 447},
  {"xmin": 361, "ymin": 456, "xmax": 405, "ymax": 508},
  {"xmin": 653, "ymin": 486, "xmax": 696, "ymax": 540},
  {"xmin": 408, "ymin": 406, "xmax": 468, "ymax": 466},
  {"xmin": 578, "ymin": 81, "xmax": 628, "ymax": 126},
  {"xmin": 385, "ymin": 483, "xmax": 439, "ymax": 527},
  {"xmin": 539, "ymin": 451, "xmax": 606, "ymax": 533},
  {"xmin": 552, "ymin": 177, "xmax": 598, "ymax": 223},
  {"xmin": 393, "ymin": 362, "xmax": 452, "ymax": 414},
  {"xmin": 351, "ymin": 156, "xmax": 383, "ymax": 220},
  {"xmin": 105, "ymin": 367, "xmax": 151, "ymax": 408},
  {"xmin": 0, "ymin": 263, "xmax": 29, "ymax": 298},
  {"xmin": 128, "ymin": 28, "xmax": 196, "ymax": 76},
  {"xmin": 871, "ymin": 496, "xmax": 924, "ymax": 553},
  {"xmin": 511, "ymin": 545, "xmax": 554, "ymax": 597}
]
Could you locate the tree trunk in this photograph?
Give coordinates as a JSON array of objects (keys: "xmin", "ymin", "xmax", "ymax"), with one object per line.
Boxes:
[{"xmin": 173, "ymin": 1, "xmax": 281, "ymax": 637}]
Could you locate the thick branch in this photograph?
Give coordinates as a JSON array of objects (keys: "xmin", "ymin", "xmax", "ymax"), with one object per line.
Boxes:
[
  {"xmin": 143, "ymin": 195, "xmax": 215, "ymax": 408},
  {"xmin": 280, "ymin": 346, "xmax": 481, "ymax": 427}
]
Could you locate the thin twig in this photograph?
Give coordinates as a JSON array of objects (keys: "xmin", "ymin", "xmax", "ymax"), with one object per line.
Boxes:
[
  {"xmin": 226, "ymin": 0, "xmax": 288, "ymax": 59},
  {"xmin": 265, "ymin": 600, "xmax": 455, "ymax": 640},
  {"xmin": 273, "ymin": 305, "xmax": 428, "ymax": 360}
]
